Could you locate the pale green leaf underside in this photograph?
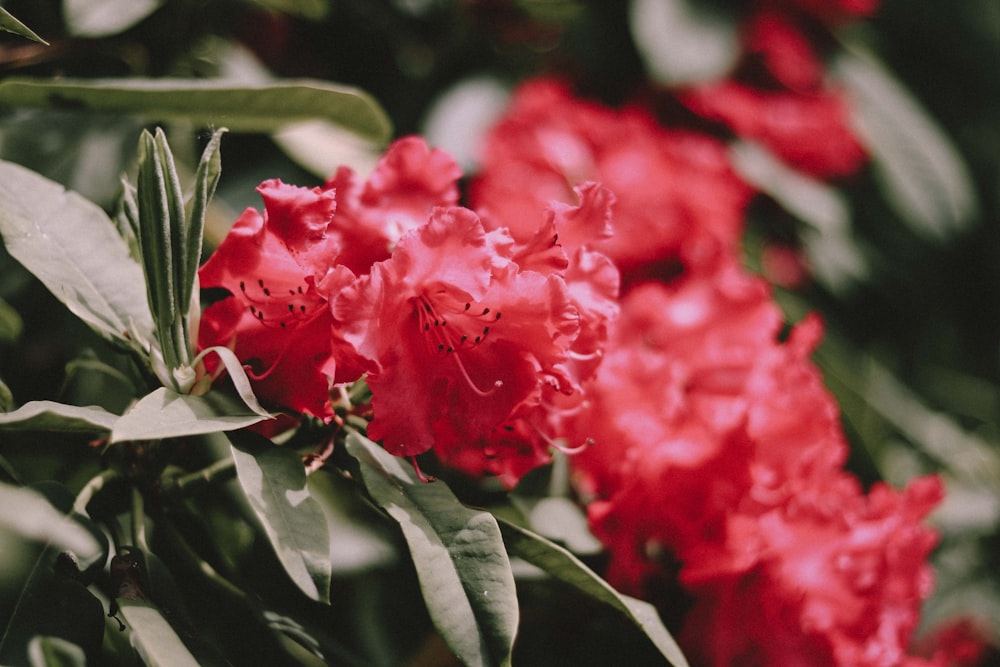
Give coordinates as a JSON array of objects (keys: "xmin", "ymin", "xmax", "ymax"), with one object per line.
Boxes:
[
  {"xmin": 111, "ymin": 387, "xmax": 272, "ymax": 443},
  {"xmin": 344, "ymin": 431, "xmax": 518, "ymax": 667},
  {"xmin": 28, "ymin": 636, "xmax": 87, "ymax": 667},
  {"xmin": 0, "ymin": 159, "xmax": 154, "ymax": 346},
  {"xmin": 498, "ymin": 519, "xmax": 689, "ymax": 667},
  {"xmin": 0, "ymin": 482, "xmax": 104, "ymax": 569},
  {"xmin": 62, "ymin": 0, "xmax": 165, "ymax": 38},
  {"xmin": 0, "ymin": 78, "xmax": 392, "ymax": 143},
  {"xmin": 228, "ymin": 431, "xmax": 332, "ymax": 603},
  {"xmin": 118, "ymin": 600, "xmax": 200, "ymax": 667},
  {"xmin": 0, "ymin": 401, "xmax": 118, "ymax": 433}
]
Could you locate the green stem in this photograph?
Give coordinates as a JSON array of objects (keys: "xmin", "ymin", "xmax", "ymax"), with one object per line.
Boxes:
[
  {"xmin": 131, "ymin": 486, "xmax": 149, "ymax": 553},
  {"xmin": 170, "ymin": 457, "xmax": 235, "ymax": 493}
]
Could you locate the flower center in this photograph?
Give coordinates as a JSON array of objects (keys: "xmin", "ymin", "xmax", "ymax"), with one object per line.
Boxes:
[
  {"xmin": 414, "ymin": 293, "xmax": 504, "ymax": 397},
  {"xmin": 239, "ymin": 277, "xmax": 325, "ymax": 330}
]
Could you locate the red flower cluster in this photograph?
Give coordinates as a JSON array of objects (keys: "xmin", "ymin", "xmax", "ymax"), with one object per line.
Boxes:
[
  {"xmin": 678, "ymin": 7, "xmax": 868, "ymax": 178},
  {"xmin": 563, "ymin": 263, "xmax": 943, "ymax": 665},
  {"xmin": 470, "ymin": 78, "xmax": 753, "ymax": 285},
  {"xmin": 199, "ymin": 136, "xmax": 618, "ymax": 485}
]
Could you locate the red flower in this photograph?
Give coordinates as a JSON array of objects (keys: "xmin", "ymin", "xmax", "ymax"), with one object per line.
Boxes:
[
  {"xmin": 680, "ymin": 475, "xmax": 942, "ymax": 667},
  {"xmin": 334, "ymin": 206, "xmax": 580, "ymax": 466},
  {"xmin": 565, "ymin": 264, "xmax": 941, "ymax": 664},
  {"xmin": 198, "ymin": 137, "xmax": 461, "ymax": 418},
  {"xmin": 198, "ymin": 180, "xmax": 350, "ymax": 418},
  {"xmin": 334, "ymin": 180, "xmax": 618, "ymax": 485},
  {"xmin": 680, "ymin": 80, "xmax": 867, "ymax": 178},
  {"xmin": 471, "ymin": 78, "xmax": 752, "ymax": 283}
]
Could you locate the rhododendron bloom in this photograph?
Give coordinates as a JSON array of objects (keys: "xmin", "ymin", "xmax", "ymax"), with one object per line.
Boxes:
[
  {"xmin": 198, "ymin": 137, "xmax": 461, "ymax": 418},
  {"xmin": 335, "ymin": 202, "xmax": 594, "ymax": 482},
  {"xmin": 472, "ymin": 78, "xmax": 752, "ymax": 282},
  {"xmin": 680, "ymin": 81, "xmax": 867, "ymax": 178},
  {"xmin": 198, "ymin": 179, "xmax": 349, "ymax": 418},
  {"xmin": 565, "ymin": 263, "xmax": 942, "ymax": 664}
]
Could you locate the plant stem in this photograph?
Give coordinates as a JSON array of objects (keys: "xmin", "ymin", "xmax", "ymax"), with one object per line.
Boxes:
[{"xmin": 170, "ymin": 457, "xmax": 235, "ymax": 493}]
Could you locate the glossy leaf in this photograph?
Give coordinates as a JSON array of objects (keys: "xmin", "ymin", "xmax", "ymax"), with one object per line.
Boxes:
[
  {"xmin": 629, "ymin": 0, "xmax": 738, "ymax": 85},
  {"xmin": 344, "ymin": 431, "xmax": 518, "ymax": 667},
  {"xmin": 0, "ymin": 8, "xmax": 48, "ymax": 44},
  {"xmin": 832, "ymin": 47, "xmax": 979, "ymax": 239},
  {"xmin": 0, "ymin": 78, "xmax": 392, "ymax": 143},
  {"xmin": 0, "ymin": 159, "xmax": 154, "ymax": 347},
  {"xmin": 110, "ymin": 387, "xmax": 271, "ymax": 443},
  {"xmin": 0, "ymin": 401, "xmax": 117, "ymax": 433},
  {"xmin": 118, "ymin": 600, "xmax": 200, "ymax": 667},
  {"xmin": 498, "ymin": 519, "xmax": 689, "ymax": 667},
  {"xmin": 229, "ymin": 431, "xmax": 332, "ymax": 604}
]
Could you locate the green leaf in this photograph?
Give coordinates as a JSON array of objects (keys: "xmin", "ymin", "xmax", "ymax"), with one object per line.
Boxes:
[
  {"xmin": 344, "ymin": 431, "xmax": 518, "ymax": 667},
  {"xmin": 136, "ymin": 128, "xmax": 185, "ymax": 373},
  {"xmin": 0, "ymin": 295, "xmax": 23, "ymax": 343},
  {"xmin": 228, "ymin": 430, "xmax": 332, "ymax": 603},
  {"xmin": 28, "ymin": 636, "xmax": 87, "ymax": 667},
  {"xmin": 832, "ymin": 46, "xmax": 979, "ymax": 239},
  {"xmin": 0, "ymin": 159, "xmax": 155, "ymax": 347},
  {"xmin": 185, "ymin": 129, "xmax": 226, "ymax": 315},
  {"xmin": 0, "ymin": 401, "xmax": 118, "ymax": 433},
  {"xmin": 0, "ymin": 483, "xmax": 105, "ymax": 568},
  {"xmin": 117, "ymin": 599, "xmax": 200, "ymax": 667},
  {"xmin": 629, "ymin": 0, "xmax": 739, "ymax": 85},
  {"xmin": 0, "ymin": 78, "xmax": 393, "ymax": 144},
  {"xmin": 498, "ymin": 519, "xmax": 689, "ymax": 667},
  {"xmin": 729, "ymin": 141, "xmax": 869, "ymax": 293},
  {"xmin": 62, "ymin": 0, "xmax": 165, "ymax": 38},
  {"xmin": 110, "ymin": 387, "xmax": 272, "ymax": 443},
  {"xmin": 0, "ymin": 8, "xmax": 49, "ymax": 44}
]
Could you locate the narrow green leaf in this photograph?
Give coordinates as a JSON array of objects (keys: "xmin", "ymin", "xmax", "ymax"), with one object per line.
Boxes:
[
  {"xmin": 0, "ymin": 78, "xmax": 393, "ymax": 143},
  {"xmin": 0, "ymin": 8, "xmax": 49, "ymax": 44},
  {"xmin": 498, "ymin": 519, "xmax": 689, "ymax": 667},
  {"xmin": 115, "ymin": 177, "xmax": 142, "ymax": 261},
  {"xmin": 184, "ymin": 129, "xmax": 226, "ymax": 315},
  {"xmin": 832, "ymin": 46, "xmax": 979, "ymax": 238},
  {"xmin": 62, "ymin": 0, "xmax": 165, "ymax": 38},
  {"xmin": 0, "ymin": 160, "xmax": 155, "ymax": 347},
  {"xmin": 344, "ymin": 431, "xmax": 518, "ymax": 667},
  {"xmin": 28, "ymin": 636, "xmax": 87, "ymax": 667},
  {"xmin": 118, "ymin": 599, "xmax": 200, "ymax": 667},
  {"xmin": 110, "ymin": 387, "xmax": 271, "ymax": 443},
  {"xmin": 228, "ymin": 430, "xmax": 332, "ymax": 603},
  {"xmin": 629, "ymin": 0, "xmax": 738, "ymax": 85},
  {"xmin": 136, "ymin": 129, "xmax": 182, "ymax": 372},
  {"xmin": 0, "ymin": 401, "xmax": 118, "ymax": 433},
  {"xmin": 193, "ymin": 346, "xmax": 274, "ymax": 418}
]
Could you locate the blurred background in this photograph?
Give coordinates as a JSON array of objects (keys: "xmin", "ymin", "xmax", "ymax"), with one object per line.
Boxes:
[{"xmin": 0, "ymin": 0, "xmax": 997, "ymax": 659}]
